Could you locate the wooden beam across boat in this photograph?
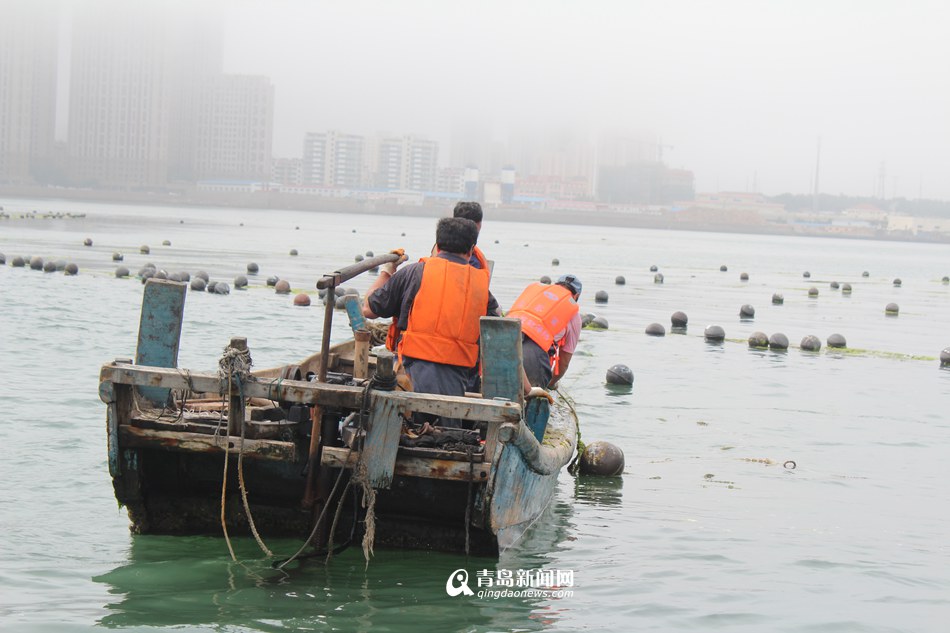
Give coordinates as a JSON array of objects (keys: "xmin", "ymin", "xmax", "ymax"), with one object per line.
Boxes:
[
  {"xmin": 118, "ymin": 425, "xmax": 297, "ymax": 461},
  {"xmin": 99, "ymin": 363, "xmax": 522, "ymax": 424},
  {"xmin": 321, "ymin": 446, "xmax": 491, "ymax": 482}
]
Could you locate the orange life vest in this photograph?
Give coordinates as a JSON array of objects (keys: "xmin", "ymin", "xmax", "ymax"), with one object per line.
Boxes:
[
  {"xmin": 398, "ymin": 256, "xmax": 489, "ymax": 367},
  {"xmin": 508, "ymin": 283, "xmax": 579, "ymax": 368},
  {"xmin": 472, "ymin": 246, "xmax": 489, "ymax": 272}
]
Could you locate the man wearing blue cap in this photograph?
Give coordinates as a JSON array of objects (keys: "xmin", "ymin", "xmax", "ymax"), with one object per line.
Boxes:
[{"xmin": 507, "ymin": 274, "xmax": 583, "ymax": 390}]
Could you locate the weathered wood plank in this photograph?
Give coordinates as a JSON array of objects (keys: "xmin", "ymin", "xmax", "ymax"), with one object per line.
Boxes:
[
  {"xmin": 353, "ymin": 330, "xmax": 371, "ymax": 380},
  {"xmin": 100, "ymin": 364, "xmax": 522, "ymax": 423},
  {"xmin": 363, "ymin": 395, "xmax": 403, "ymax": 488},
  {"xmin": 479, "ymin": 317, "xmax": 524, "ymax": 459},
  {"xmin": 118, "ymin": 425, "xmax": 297, "ymax": 462},
  {"xmin": 321, "ymin": 446, "xmax": 490, "ymax": 482},
  {"xmin": 135, "ymin": 279, "xmax": 187, "ymax": 405},
  {"xmin": 524, "ymin": 398, "xmax": 550, "ymax": 442}
]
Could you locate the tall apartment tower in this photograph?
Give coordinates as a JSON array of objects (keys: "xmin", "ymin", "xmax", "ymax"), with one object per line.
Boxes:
[
  {"xmin": 377, "ymin": 135, "xmax": 438, "ymax": 191},
  {"xmin": 193, "ymin": 75, "xmax": 274, "ymax": 181},
  {"xmin": 303, "ymin": 130, "xmax": 365, "ymax": 188},
  {"xmin": 0, "ymin": 4, "xmax": 58, "ymax": 183},
  {"xmin": 68, "ymin": 3, "xmax": 175, "ymax": 187}
]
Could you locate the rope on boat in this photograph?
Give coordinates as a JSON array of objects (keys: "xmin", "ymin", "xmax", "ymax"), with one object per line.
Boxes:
[
  {"xmin": 560, "ymin": 391, "xmax": 586, "ymax": 476},
  {"xmin": 216, "ymin": 344, "xmax": 273, "ymax": 560}
]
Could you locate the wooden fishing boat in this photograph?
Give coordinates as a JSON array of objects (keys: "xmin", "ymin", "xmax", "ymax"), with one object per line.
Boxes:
[{"xmin": 98, "ymin": 255, "xmax": 577, "ymax": 557}]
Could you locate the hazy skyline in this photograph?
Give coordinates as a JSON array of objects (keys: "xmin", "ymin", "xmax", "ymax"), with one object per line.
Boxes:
[
  {"xmin": 220, "ymin": 0, "xmax": 949, "ymax": 199},
  {"xmin": 16, "ymin": 0, "xmax": 950, "ymax": 200}
]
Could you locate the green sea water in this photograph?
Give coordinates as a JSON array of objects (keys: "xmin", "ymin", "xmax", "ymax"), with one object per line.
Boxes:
[{"xmin": 1, "ymin": 198, "xmax": 948, "ymax": 632}]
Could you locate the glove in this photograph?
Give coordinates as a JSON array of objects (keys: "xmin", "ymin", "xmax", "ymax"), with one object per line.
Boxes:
[
  {"xmin": 526, "ymin": 387, "xmax": 555, "ymax": 404},
  {"xmin": 381, "ymin": 248, "xmax": 408, "ymax": 276}
]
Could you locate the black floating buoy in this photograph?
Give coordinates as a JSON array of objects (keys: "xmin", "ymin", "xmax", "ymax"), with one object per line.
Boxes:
[
  {"xmin": 803, "ymin": 271, "xmax": 811, "ymax": 278},
  {"xmin": 578, "ymin": 441, "xmax": 625, "ymax": 476},
  {"xmin": 213, "ymin": 282, "xmax": 231, "ymax": 295},
  {"xmin": 115, "ymin": 266, "xmax": 130, "ymax": 278},
  {"xmin": 12, "ymin": 256, "xmax": 25, "ymax": 267},
  {"xmin": 808, "ymin": 287, "xmax": 819, "ymax": 297},
  {"xmin": 552, "ymin": 258, "xmax": 560, "ymax": 266},
  {"xmin": 645, "ymin": 323, "xmax": 666, "ymax": 336},
  {"xmin": 275, "ymin": 280, "xmax": 291, "ymax": 294},
  {"xmin": 942, "ymin": 276, "xmax": 949, "ymax": 285},
  {"xmin": 654, "ymin": 273, "xmax": 664, "ymax": 284},
  {"xmin": 748, "ymin": 331, "xmax": 769, "ymax": 348},
  {"xmin": 827, "ymin": 333, "xmax": 847, "ymax": 348},
  {"xmin": 494, "ymin": 239, "xmax": 499, "ymax": 244},
  {"xmin": 266, "ymin": 275, "xmax": 279, "ymax": 287},
  {"xmin": 64, "ymin": 263, "xmax": 79, "ymax": 276},
  {"xmin": 178, "ymin": 271, "xmax": 190, "ymax": 282},
  {"xmin": 720, "ymin": 264, "xmax": 728, "ymax": 272},
  {"xmin": 885, "ymin": 302, "xmax": 899, "ymax": 315},
  {"xmin": 589, "ymin": 316, "xmax": 609, "ymax": 330},
  {"xmin": 154, "ymin": 270, "xmax": 168, "ymax": 280},
  {"xmin": 0, "ymin": 253, "xmax": 5, "ymax": 265},
  {"xmin": 739, "ymin": 304, "xmax": 755, "ymax": 318},
  {"xmin": 247, "ymin": 262, "xmax": 259, "ymax": 274},
  {"xmin": 671, "ymin": 311, "xmax": 688, "ymax": 328},
  {"xmin": 30, "ymin": 256, "xmax": 44, "ymax": 270},
  {"xmin": 43, "ymin": 260, "xmax": 56, "ymax": 273},
  {"xmin": 581, "ymin": 313, "xmax": 595, "ymax": 327},
  {"xmin": 189, "ymin": 277, "xmax": 205, "ymax": 291},
  {"xmin": 343, "ymin": 287, "xmax": 358, "ymax": 296},
  {"xmin": 234, "ymin": 275, "xmax": 248, "ymax": 289},
  {"xmin": 54, "ymin": 259, "xmax": 67, "ymax": 271},
  {"xmin": 352, "ymin": 229, "xmax": 356, "ymax": 233},
  {"xmin": 355, "ymin": 254, "xmax": 364, "ymax": 262},
  {"xmin": 830, "ymin": 280, "xmax": 839, "ymax": 290},
  {"xmin": 540, "ymin": 275, "xmax": 551, "ymax": 284},
  {"xmin": 940, "ymin": 347, "xmax": 950, "ymax": 368},
  {"xmin": 606, "ymin": 364, "xmax": 634, "ymax": 386},
  {"xmin": 140, "ymin": 245, "xmax": 150, "ymax": 254},
  {"xmin": 112, "ymin": 252, "xmax": 123, "ymax": 261},
  {"xmin": 615, "ymin": 275, "xmax": 625, "ymax": 285},
  {"xmin": 371, "ymin": 266, "xmax": 379, "ymax": 274},
  {"xmin": 83, "ymin": 238, "xmax": 92, "ymax": 247},
  {"xmin": 366, "ymin": 250, "xmax": 374, "ymax": 257},
  {"xmin": 334, "ymin": 296, "xmax": 347, "ymax": 310},
  {"xmin": 842, "ymin": 283, "xmax": 852, "ymax": 295},
  {"xmin": 162, "ymin": 239, "xmax": 171, "ymax": 246},
  {"xmin": 206, "ymin": 280, "xmax": 217, "ymax": 293},
  {"xmin": 194, "ymin": 270, "xmax": 210, "ymax": 283},
  {"xmin": 740, "ymin": 272, "xmax": 749, "ymax": 281},
  {"xmin": 295, "ymin": 226, "xmax": 300, "ymax": 230},
  {"xmin": 401, "ymin": 232, "xmax": 406, "ymax": 237},
  {"xmin": 800, "ymin": 335, "xmax": 821, "ymax": 352},
  {"xmin": 769, "ymin": 332, "xmax": 789, "ymax": 350},
  {"xmin": 140, "ymin": 270, "xmax": 155, "ymax": 284},
  {"xmin": 317, "ymin": 288, "xmax": 327, "ymax": 299},
  {"xmin": 893, "ymin": 278, "xmax": 901, "ymax": 287},
  {"xmin": 289, "ymin": 249, "xmax": 298, "ymax": 256},
  {"xmin": 704, "ymin": 325, "xmax": 725, "ymax": 341},
  {"xmin": 772, "ymin": 293, "xmax": 784, "ymax": 305},
  {"xmin": 595, "ymin": 290, "xmax": 608, "ymax": 303},
  {"xmin": 649, "ymin": 264, "xmax": 658, "ymax": 272},
  {"xmin": 334, "ymin": 286, "xmax": 346, "ymax": 297}
]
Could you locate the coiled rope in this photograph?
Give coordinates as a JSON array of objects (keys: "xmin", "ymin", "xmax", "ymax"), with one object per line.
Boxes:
[{"xmin": 217, "ymin": 343, "xmax": 273, "ymax": 560}]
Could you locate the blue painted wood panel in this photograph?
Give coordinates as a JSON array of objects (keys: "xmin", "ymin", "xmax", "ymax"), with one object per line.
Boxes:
[{"xmin": 135, "ymin": 279, "xmax": 186, "ymax": 405}]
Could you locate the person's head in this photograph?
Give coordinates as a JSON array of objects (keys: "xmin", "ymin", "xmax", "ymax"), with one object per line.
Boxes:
[
  {"xmin": 556, "ymin": 274, "xmax": 582, "ymax": 300},
  {"xmin": 453, "ymin": 201, "xmax": 483, "ymax": 231},
  {"xmin": 436, "ymin": 217, "xmax": 479, "ymax": 256}
]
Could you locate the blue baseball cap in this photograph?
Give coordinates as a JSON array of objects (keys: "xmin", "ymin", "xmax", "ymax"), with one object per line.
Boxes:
[{"xmin": 557, "ymin": 274, "xmax": 582, "ymax": 296}]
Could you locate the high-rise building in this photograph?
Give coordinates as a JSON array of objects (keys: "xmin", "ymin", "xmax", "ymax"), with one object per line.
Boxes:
[
  {"xmin": 272, "ymin": 157, "xmax": 303, "ymax": 186},
  {"xmin": 0, "ymin": 4, "xmax": 58, "ymax": 183},
  {"xmin": 193, "ymin": 75, "xmax": 274, "ymax": 181},
  {"xmin": 303, "ymin": 130, "xmax": 365, "ymax": 188},
  {"xmin": 377, "ymin": 135, "xmax": 438, "ymax": 191}
]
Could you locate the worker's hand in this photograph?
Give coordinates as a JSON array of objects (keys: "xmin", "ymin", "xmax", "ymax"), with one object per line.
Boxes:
[
  {"xmin": 526, "ymin": 386, "xmax": 555, "ymax": 404},
  {"xmin": 381, "ymin": 248, "xmax": 408, "ymax": 276}
]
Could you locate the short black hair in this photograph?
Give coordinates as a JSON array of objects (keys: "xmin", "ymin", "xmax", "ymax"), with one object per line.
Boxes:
[
  {"xmin": 453, "ymin": 201, "xmax": 483, "ymax": 224},
  {"xmin": 436, "ymin": 217, "xmax": 478, "ymax": 255}
]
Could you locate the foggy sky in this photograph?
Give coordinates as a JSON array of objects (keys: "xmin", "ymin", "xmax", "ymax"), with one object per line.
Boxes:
[{"xmin": 220, "ymin": 0, "xmax": 950, "ymax": 199}]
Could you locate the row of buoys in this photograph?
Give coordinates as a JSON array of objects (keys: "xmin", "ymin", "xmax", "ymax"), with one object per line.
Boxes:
[
  {"xmin": 4, "ymin": 254, "xmax": 80, "ymax": 275},
  {"xmin": 747, "ymin": 331, "xmax": 845, "ymax": 351},
  {"xmin": 0, "ymin": 210, "xmax": 86, "ymax": 219},
  {"xmin": 582, "ymin": 313, "xmax": 609, "ymax": 329}
]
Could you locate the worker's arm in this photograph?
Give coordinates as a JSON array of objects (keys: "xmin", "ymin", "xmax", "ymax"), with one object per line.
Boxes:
[
  {"xmin": 548, "ymin": 351, "xmax": 572, "ymax": 390},
  {"xmin": 362, "ymin": 250, "xmax": 407, "ymax": 319}
]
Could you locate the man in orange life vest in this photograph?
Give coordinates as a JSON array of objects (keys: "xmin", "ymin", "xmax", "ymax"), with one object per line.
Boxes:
[
  {"xmin": 452, "ymin": 201, "xmax": 492, "ymax": 277},
  {"xmin": 362, "ymin": 217, "xmax": 494, "ymax": 427},
  {"xmin": 508, "ymin": 274, "xmax": 583, "ymax": 391}
]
